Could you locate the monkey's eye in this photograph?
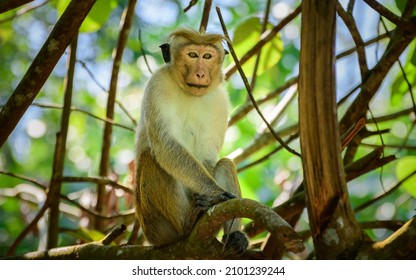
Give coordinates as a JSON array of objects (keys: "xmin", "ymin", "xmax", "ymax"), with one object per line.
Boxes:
[
  {"xmin": 188, "ymin": 52, "xmax": 198, "ymax": 58},
  {"xmin": 203, "ymin": 53, "xmax": 212, "ymax": 59}
]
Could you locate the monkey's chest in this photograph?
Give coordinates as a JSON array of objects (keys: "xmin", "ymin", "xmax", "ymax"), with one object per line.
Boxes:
[
  {"xmin": 181, "ymin": 113, "xmax": 223, "ymax": 163},
  {"xmin": 169, "ymin": 101, "xmax": 226, "ymax": 164}
]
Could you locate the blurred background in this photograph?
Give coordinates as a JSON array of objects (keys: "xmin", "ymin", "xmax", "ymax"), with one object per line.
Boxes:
[{"xmin": 0, "ymin": 0, "xmax": 415, "ymax": 258}]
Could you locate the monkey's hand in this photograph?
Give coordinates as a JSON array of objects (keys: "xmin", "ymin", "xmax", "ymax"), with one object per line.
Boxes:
[{"xmin": 195, "ymin": 192, "xmax": 236, "ymax": 211}]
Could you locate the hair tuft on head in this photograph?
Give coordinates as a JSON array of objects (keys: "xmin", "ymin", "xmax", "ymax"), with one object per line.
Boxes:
[{"xmin": 168, "ymin": 28, "xmax": 225, "ymax": 45}]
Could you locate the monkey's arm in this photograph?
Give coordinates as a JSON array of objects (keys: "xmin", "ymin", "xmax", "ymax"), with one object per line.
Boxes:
[{"xmin": 144, "ymin": 108, "xmax": 233, "ymax": 204}]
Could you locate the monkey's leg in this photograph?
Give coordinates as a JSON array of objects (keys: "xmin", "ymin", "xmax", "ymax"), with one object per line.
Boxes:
[
  {"xmin": 214, "ymin": 158, "xmax": 248, "ymax": 254},
  {"xmin": 214, "ymin": 158, "xmax": 241, "ymax": 232},
  {"xmin": 137, "ymin": 151, "xmax": 200, "ymax": 246}
]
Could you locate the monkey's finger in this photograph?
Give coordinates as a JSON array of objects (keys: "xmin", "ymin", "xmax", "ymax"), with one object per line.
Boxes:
[
  {"xmin": 218, "ymin": 192, "xmax": 236, "ymax": 202},
  {"xmin": 195, "ymin": 194, "xmax": 213, "ymax": 211}
]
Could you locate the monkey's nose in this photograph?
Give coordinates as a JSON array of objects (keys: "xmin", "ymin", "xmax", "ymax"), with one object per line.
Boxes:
[{"xmin": 196, "ymin": 72, "xmax": 205, "ymax": 78}]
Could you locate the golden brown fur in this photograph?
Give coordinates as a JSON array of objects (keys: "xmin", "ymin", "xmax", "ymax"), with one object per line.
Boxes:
[{"xmin": 134, "ymin": 29, "xmax": 248, "ymax": 253}]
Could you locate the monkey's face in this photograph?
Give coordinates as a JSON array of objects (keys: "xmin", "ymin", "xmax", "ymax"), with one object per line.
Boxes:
[{"xmin": 174, "ymin": 44, "xmax": 223, "ymax": 96}]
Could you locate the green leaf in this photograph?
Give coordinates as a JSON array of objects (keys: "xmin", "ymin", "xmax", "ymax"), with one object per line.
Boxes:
[
  {"xmin": 57, "ymin": 0, "xmax": 116, "ymax": 33},
  {"xmin": 62, "ymin": 228, "xmax": 106, "ymax": 243},
  {"xmin": 233, "ymin": 17, "xmax": 283, "ymax": 77},
  {"xmin": 396, "ymin": 156, "xmax": 416, "ymax": 198},
  {"xmin": 395, "ymin": 0, "xmax": 416, "ymax": 15},
  {"xmin": 395, "ymin": 0, "xmax": 406, "ymax": 12}
]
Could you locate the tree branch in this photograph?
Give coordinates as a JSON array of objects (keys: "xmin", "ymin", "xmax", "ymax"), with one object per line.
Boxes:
[
  {"xmin": 96, "ymin": 0, "xmax": 136, "ymax": 229},
  {"xmin": 6, "ymin": 198, "xmax": 304, "ymax": 259},
  {"xmin": 62, "ymin": 176, "xmax": 132, "ymax": 194},
  {"xmin": 47, "ymin": 35, "xmax": 78, "ymax": 249},
  {"xmin": 362, "ymin": 0, "xmax": 414, "ymax": 30},
  {"xmin": 299, "ymin": 0, "xmax": 364, "ymax": 259},
  {"xmin": 339, "ymin": 6, "xmax": 416, "ymax": 134},
  {"xmin": 224, "ymin": 5, "xmax": 301, "ymax": 80},
  {"xmin": 0, "ymin": 0, "xmax": 97, "ymax": 148},
  {"xmin": 0, "ymin": 0, "xmax": 33, "ymax": 14},
  {"xmin": 0, "ymin": 0, "xmax": 47, "ymax": 24},
  {"xmin": 229, "ymin": 77, "xmax": 298, "ymax": 126},
  {"xmin": 190, "ymin": 198, "xmax": 304, "ymax": 254},
  {"xmin": 183, "ymin": 0, "xmax": 198, "ymax": 13},
  {"xmin": 354, "ymin": 169, "xmax": 416, "ymax": 212},
  {"xmin": 31, "ymin": 102, "xmax": 135, "ymax": 131},
  {"xmin": 199, "ymin": 0, "xmax": 212, "ymax": 32},
  {"xmin": 358, "ymin": 217, "xmax": 416, "ymax": 259},
  {"xmin": 336, "ymin": 2, "xmax": 368, "ymax": 81},
  {"xmin": 217, "ymin": 6, "xmax": 300, "ymax": 158}
]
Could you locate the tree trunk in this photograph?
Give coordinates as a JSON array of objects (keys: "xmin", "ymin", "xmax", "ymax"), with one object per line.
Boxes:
[{"xmin": 298, "ymin": 0, "xmax": 364, "ymax": 259}]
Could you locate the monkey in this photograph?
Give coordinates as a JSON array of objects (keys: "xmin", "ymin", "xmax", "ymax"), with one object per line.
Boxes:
[{"xmin": 134, "ymin": 28, "xmax": 248, "ymax": 255}]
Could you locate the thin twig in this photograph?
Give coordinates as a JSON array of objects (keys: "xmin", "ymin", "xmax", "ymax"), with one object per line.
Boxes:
[
  {"xmin": 341, "ymin": 117, "xmax": 366, "ymax": 149},
  {"xmin": 77, "ymin": 60, "xmax": 137, "ymax": 126},
  {"xmin": 360, "ymin": 220, "xmax": 405, "ymax": 231},
  {"xmin": 0, "ymin": 0, "xmax": 97, "ymax": 148},
  {"xmin": 7, "ymin": 201, "xmax": 50, "ymax": 256},
  {"xmin": 339, "ymin": 23, "xmax": 416, "ymax": 135},
  {"xmin": 249, "ymin": 0, "xmax": 272, "ymax": 92},
  {"xmin": 101, "ymin": 224, "xmax": 127, "ymax": 245},
  {"xmin": 229, "ymin": 32, "xmax": 390, "ymax": 127},
  {"xmin": 366, "ymin": 107, "xmax": 414, "ymax": 123},
  {"xmin": 47, "ymin": 34, "xmax": 78, "ymax": 249},
  {"xmin": 77, "ymin": 60, "xmax": 108, "ymax": 92},
  {"xmin": 336, "ymin": 2, "xmax": 368, "ymax": 81},
  {"xmin": 0, "ymin": 170, "xmax": 135, "ymax": 220},
  {"xmin": 217, "ymin": 6, "xmax": 300, "ymax": 158},
  {"xmin": 380, "ymin": 17, "xmax": 416, "ymax": 152},
  {"xmin": 336, "ymin": 32, "xmax": 390, "ymax": 60},
  {"xmin": 0, "ymin": 170, "xmax": 48, "ymax": 188},
  {"xmin": 183, "ymin": 0, "xmax": 198, "ymax": 12},
  {"xmin": 363, "ymin": 0, "xmax": 413, "ymax": 30},
  {"xmin": 361, "ymin": 143, "xmax": 416, "ymax": 150},
  {"xmin": 237, "ymin": 134, "xmax": 298, "ymax": 173},
  {"xmin": 96, "ymin": 0, "xmax": 137, "ymax": 229},
  {"xmin": 224, "ymin": 5, "xmax": 302, "ymax": 80},
  {"xmin": 338, "ymin": 83, "xmax": 361, "ymax": 106},
  {"xmin": 115, "ymin": 99, "xmax": 137, "ymax": 126},
  {"xmin": 347, "ymin": 0, "xmax": 356, "ymax": 14},
  {"xmin": 199, "ymin": 0, "xmax": 212, "ymax": 32},
  {"xmin": 354, "ymin": 170, "xmax": 416, "ymax": 212},
  {"xmin": 62, "ymin": 176, "xmax": 132, "ymax": 194},
  {"xmin": 231, "ymin": 124, "xmax": 298, "ymax": 164},
  {"xmin": 31, "ymin": 102, "xmax": 135, "ymax": 131},
  {"xmin": 0, "ymin": 0, "xmax": 33, "ymax": 14},
  {"xmin": 0, "ymin": 0, "xmax": 47, "ymax": 24},
  {"xmin": 229, "ymin": 77, "xmax": 298, "ymax": 126},
  {"xmin": 138, "ymin": 29, "xmax": 153, "ymax": 74}
]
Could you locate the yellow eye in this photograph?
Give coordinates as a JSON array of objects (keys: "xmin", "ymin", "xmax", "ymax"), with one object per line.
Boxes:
[
  {"xmin": 203, "ymin": 53, "xmax": 212, "ymax": 59},
  {"xmin": 188, "ymin": 52, "xmax": 198, "ymax": 58}
]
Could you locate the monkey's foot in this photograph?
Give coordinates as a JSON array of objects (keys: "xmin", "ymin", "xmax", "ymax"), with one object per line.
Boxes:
[
  {"xmin": 222, "ymin": 231, "xmax": 249, "ymax": 256},
  {"xmin": 195, "ymin": 192, "xmax": 236, "ymax": 211}
]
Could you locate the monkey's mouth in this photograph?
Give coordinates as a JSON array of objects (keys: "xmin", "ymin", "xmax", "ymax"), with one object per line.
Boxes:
[{"xmin": 187, "ymin": 83, "xmax": 209, "ymax": 89}]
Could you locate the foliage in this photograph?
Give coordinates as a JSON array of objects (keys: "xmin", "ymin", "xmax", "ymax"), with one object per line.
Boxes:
[{"xmin": 0, "ymin": 0, "xmax": 415, "ymax": 259}]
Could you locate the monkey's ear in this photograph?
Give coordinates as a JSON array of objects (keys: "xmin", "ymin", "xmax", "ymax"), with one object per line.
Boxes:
[{"xmin": 159, "ymin": 43, "xmax": 171, "ymax": 63}]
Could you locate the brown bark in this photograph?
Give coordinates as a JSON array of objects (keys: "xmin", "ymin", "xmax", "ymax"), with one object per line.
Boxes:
[
  {"xmin": 47, "ymin": 35, "xmax": 78, "ymax": 249},
  {"xmin": 358, "ymin": 217, "xmax": 416, "ymax": 259},
  {"xmin": 339, "ymin": 0, "xmax": 416, "ymax": 135},
  {"xmin": 0, "ymin": 0, "xmax": 97, "ymax": 148},
  {"xmin": 96, "ymin": 0, "xmax": 136, "ymax": 229},
  {"xmin": 0, "ymin": 0, "xmax": 33, "ymax": 14},
  {"xmin": 299, "ymin": 0, "xmax": 364, "ymax": 259},
  {"xmin": 6, "ymin": 198, "xmax": 304, "ymax": 260}
]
